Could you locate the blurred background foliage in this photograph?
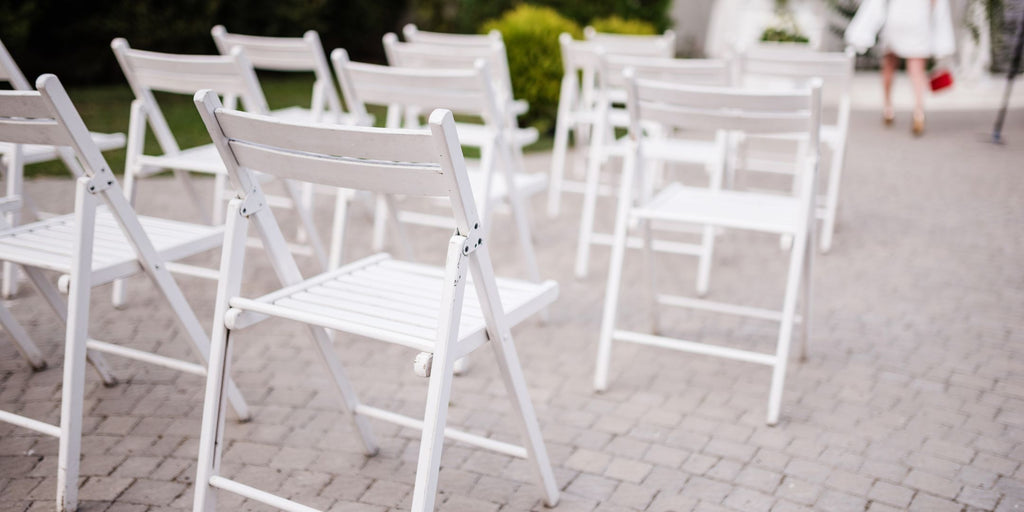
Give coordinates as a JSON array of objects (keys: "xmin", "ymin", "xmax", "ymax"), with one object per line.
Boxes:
[{"xmin": 1, "ymin": 0, "xmax": 671, "ymax": 85}]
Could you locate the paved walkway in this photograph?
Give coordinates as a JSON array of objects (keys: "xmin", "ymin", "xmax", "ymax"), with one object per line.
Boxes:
[{"xmin": 1, "ymin": 106, "xmax": 1023, "ymax": 512}]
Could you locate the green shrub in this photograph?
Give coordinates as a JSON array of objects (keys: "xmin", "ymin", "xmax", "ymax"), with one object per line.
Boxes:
[
  {"xmin": 482, "ymin": 5, "xmax": 581, "ymax": 134},
  {"xmin": 589, "ymin": 16, "xmax": 657, "ymax": 35}
]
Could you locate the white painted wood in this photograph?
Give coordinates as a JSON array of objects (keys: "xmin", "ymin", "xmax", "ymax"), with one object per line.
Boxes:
[
  {"xmin": 548, "ymin": 30, "xmax": 677, "ymax": 218},
  {"xmin": 403, "ymin": 24, "xmax": 502, "ymax": 47},
  {"xmin": 735, "ymin": 45, "xmax": 854, "ymax": 253},
  {"xmin": 111, "ymin": 38, "xmax": 326, "ymax": 268},
  {"xmin": 595, "ymin": 73, "xmax": 822, "ymax": 425},
  {"xmin": 194, "ymin": 97, "xmax": 559, "ymax": 510},
  {"xmin": 0, "ymin": 76, "xmax": 259, "ymax": 510},
  {"xmin": 332, "ymin": 49, "xmax": 542, "ymax": 282}
]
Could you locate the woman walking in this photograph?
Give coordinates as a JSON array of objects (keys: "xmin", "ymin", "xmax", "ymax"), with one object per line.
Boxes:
[{"xmin": 846, "ymin": 0, "xmax": 956, "ymax": 135}]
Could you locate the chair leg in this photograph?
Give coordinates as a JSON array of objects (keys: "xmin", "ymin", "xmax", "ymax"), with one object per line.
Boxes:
[
  {"xmin": 371, "ymin": 195, "xmax": 388, "ymax": 252},
  {"xmin": 819, "ymin": 143, "xmax": 845, "ymax": 253},
  {"xmin": 305, "ymin": 325, "xmax": 378, "ymax": 456},
  {"xmin": 547, "ymin": 78, "xmax": 575, "ymax": 218},
  {"xmin": 642, "ymin": 219, "xmax": 660, "ymax": 335},
  {"xmin": 193, "ymin": 322, "xmax": 233, "ymax": 512},
  {"xmin": 56, "ymin": 179, "xmax": 97, "ymax": 512},
  {"xmin": 594, "ymin": 151, "xmax": 636, "ymax": 392},
  {"xmin": 695, "ymin": 224, "xmax": 716, "ymax": 297},
  {"xmin": 799, "ymin": 223, "xmax": 816, "ymax": 363},
  {"xmin": 3, "ymin": 155, "xmax": 22, "ymax": 299},
  {"xmin": 282, "ymin": 179, "xmax": 328, "ymax": 269},
  {"xmin": 574, "ymin": 138, "xmax": 604, "ymax": 279},
  {"xmin": 328, "ymin": 189, "xmax": 351, "ymax": 270},
  {"xmin": 0, "ymin": 302, "xmax": 46, "ymax": 370},
  {"xmin": 489, "ymin": 330, "xmax": 560, "ymax": 507},
  {"xmin": 410, "ymin": 344, "xmax": 456, "ymax": 512},
  {"xmin": 766, "ymin": 227, "xmax": 808, "ymax": 426},
  {"xmin": 22, "ymin": 266, "xmax": 118, "ymax": 386}
]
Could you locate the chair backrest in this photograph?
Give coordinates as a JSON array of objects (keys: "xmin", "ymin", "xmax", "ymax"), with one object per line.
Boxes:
[
  {"xmin": 111, "ymin": 38, "xmax": 269, "ymax": 154},
  {"xmin": 625, "ymin": 72, "xmax": 822, "ymax": 159},
  {"xmin": 211, "ymin": 26, "xmax": 344, "ymax": 123},
  {"xmin": 599, "ymin": 54, "xmax": 732, "ymax": 91},
  {"xmin": 382, "ymin": 33, "xmax": 516, "ymax": 109},
  {"xmin": 332, "ymin": 48, "xmax": 503, "ymax": 131},
  {"xmin": 195, "ymin": 91, "xmax": 480, "ymax": 231},
  {"xmin": 402, "ymin": 24, "xmax": 502, "ymax": 47},
  {"xmin": 0, "ymin": 74, "xmax": 167, "ymax": 248},
  {"xmin": 735, "ymin": 46, "xmax": 855, "ymax": 110},
  {"xmin": 583, "ymin": 27, "xmax": 677, "ymax": 58},
  {"xmin": 0, "ymin": 38, "xmax": 31, "ymax": 90}
]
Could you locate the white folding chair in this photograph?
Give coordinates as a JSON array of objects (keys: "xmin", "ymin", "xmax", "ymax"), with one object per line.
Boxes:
[
  {"xmin": 0, "ymin": 37, "xmax": 126, "ymax": 298},
  {"xmin": 383, "ymin": 33, "xmax": 536, "ymax": 148},
  {"xmin": 734, "ymin": 45, "xmax": 855, "ymax": 253},
  {"xmin": 192, "ymin": 92, "xmax": 560, "ymax": 511},
  {"xmin": 110, "ymin": 38, "xmax": 327, "ymax": 270},
  {"xmin": 332, "ymin": 49, "xmax": 542, "ymax": 282},
  {"xmin": 574, "ymin": 54, "xmax": 733, "ymax": 280},
  {"xmin": 594, "ymin": 72, "xmax": 822, "ymax": 425},
  {"xmin": 547, "ymin": 30, "xmax": 675, "ymax": 217},
  {"xmin": 211, "ymin": 26, "xmax": 363, "ymax": 266},
  {"xmin": 0, "ymin": 74, "xmax": 250, "ymax": 512}
]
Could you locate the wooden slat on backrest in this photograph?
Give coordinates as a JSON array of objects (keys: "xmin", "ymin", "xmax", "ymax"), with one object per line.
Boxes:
[
  {"xmin": 403, "ymin": 24, "xmax": 502, "ymax": 47},
  {"xmin": 335, "ymin": 57, "xmax": 493, "ymax": 120},
  {"xmin": 630, "ymin": 76, "xmax": 814, "ymax": 136},
  {"xmin": 740, "ymin": 47, "xmax": 855, "ymax": 93},
  {"xmin": 112, "ymin": 39, "xmax": 268, "ymax": 114},
  {"xmin": 212, "ymin": 27, "xmax": 319, "ymax": 71},
  {"xmin": 560, "ymin": 35, "xmax": 603, "ymax": 73},
  {"xmin": 0, "ymin": 90, "xmax": 72, "ymax": 146},
  {"xmin": 384, "ymin": 34, "xmax": 515, "ymax": 105},
  {"xmin": 203, "ymin": 99, "xmax": 452, "ymax": 197},
  {"xmin": 584, "ymin": 27, "xmax": 676, "ymax": 58},
  {"xmin": 603, "ymin": 56, "xmax": 731, "ymax": 89}
]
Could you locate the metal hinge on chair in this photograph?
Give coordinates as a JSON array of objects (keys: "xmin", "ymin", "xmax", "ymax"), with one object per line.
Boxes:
[
  {"xmin": 237, "ymin": 186, "xmax": 266, "ymax": 217},
  {"xmin": 459, "ymin": 222, "xmax": 483, "ymax": 255},
  {"xmin": 85, "ymin": 167, "xmax": 115, "ymax": 193}
]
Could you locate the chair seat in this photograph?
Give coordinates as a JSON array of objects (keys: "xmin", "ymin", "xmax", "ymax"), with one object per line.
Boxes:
[
  {"xmin": 469, "ymin": 168, "xmax": 547, "ymax": 206},
  {"xmin": 136, "ymin": 144, "xmax": 226, "ymax": 175},
  {"xmin": 454, "ymin": 123, "xmax": 539, "ymax": 148},
  {"xmin": 226, "ymin": 254, "xmax": 558, "ymax": 359},
  {"xmin": 0, "ymin": 132, "xmax": 126, "ymax": 165},
  {"xmin": 0, "ymin": 209, "xmax": 223, "ymax": 285},
  {"xmin": 635, "ymin": 183, "xmax": 803, "ymax": 234}
]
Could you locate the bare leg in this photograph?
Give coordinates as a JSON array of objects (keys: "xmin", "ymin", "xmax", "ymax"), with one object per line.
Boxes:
[
  {"xmin": 906, "ymin": 57, "xmax": 928, "ymax": 134},
  {"xmin": 881, "ymin": 52, "xmax": 898, "ymax": 122}
]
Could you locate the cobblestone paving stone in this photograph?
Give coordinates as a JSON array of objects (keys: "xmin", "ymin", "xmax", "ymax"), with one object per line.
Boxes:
[{"xmin": 1, "ymin": 109, "xmax": 1023, "ymax": 511}]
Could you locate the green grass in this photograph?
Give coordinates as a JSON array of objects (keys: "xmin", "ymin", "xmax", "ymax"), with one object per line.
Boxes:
[{"xmin": 26, "ymin": 74, "xmax": 553, "ymax": 177}]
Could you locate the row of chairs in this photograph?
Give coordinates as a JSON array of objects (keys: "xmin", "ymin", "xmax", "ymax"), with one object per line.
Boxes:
[
  {"xmin": 0, "ymin": 24, "xmax": 559, "ymax": 512},
  {"xmin": 0, "ymin": 25, "xmax": 827, "ymax": 512}
]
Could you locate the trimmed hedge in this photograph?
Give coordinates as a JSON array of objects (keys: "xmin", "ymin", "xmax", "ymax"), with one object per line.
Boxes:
[
  {"xmin": 589, "ymin": 16, "xmax": 658, "ymax": 35},
  {"xmin": 482, "ymin": 6, "xmax": 581, "ymax": 135},
  {"xmin": 1, "ymin": 0, "xmax": 409, "ymax": 85}
]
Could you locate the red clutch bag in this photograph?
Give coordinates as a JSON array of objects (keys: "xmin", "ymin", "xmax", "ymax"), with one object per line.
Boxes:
[{"xmin": 930, "ymin": 69, "xmax": 954, "ymax": 92}]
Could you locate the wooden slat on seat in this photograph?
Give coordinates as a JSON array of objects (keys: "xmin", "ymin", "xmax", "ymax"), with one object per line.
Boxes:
[
  {"xmin": 227, "ymin": 255, "xmax": 558, "ymax": 356},
  {"xmin": 634, "ymin": 183, "xmax": 803, "ymax": 234},
  {"xmin": 0, "ymin": 209, "xmax": 222, "ymax": 277}
]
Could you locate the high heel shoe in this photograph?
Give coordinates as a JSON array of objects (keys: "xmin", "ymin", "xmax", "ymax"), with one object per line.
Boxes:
[
  {"xmin": 883, "ymin": 107, "xmax": 895, "ymax": 126},
  {"xmin": 912, "ymin": 113, "xmax": 925, "ymax": 136}
]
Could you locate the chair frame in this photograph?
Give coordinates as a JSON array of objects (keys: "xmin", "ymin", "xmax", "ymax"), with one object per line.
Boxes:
[
  {"xmin": 734, "ymin": 45, "xmax": 856, "ymax": 253},
  {"xmin": 0, "ymin": 37, "xmax": 126, "ymax": 298},
  {"xmin": 402, "ymin": 23, "xmax": 503, "ymax": 47},
  {"xmin": 594, "ymin": 72, "xmax": 822, "ymax": 425},
  {"xmin": 332, "ymin": 49, "xmax": 541, "ymax": 283},
  {"xmin": 0, "ymin": 74, "xmax": 250, "ymax": 512},
  {"xmin": 110, "ymin": 38, "xmax": 327, "ymax": 269},
  {"xmin": 574, "ymin": 53, "xmax": 733, "ymax": 280},
  {"xmin": 192, "ymin": 91, "xmax": 559, "ymax": 511},
  {"xmin": 547, "ymin": 30, "xmax": 676, "ymax": 218}
]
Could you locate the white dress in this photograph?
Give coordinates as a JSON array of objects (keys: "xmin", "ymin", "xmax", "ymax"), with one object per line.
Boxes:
[{"xmin": 845, "ymin": 0, "xmax": 956, "ymax": 58}]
